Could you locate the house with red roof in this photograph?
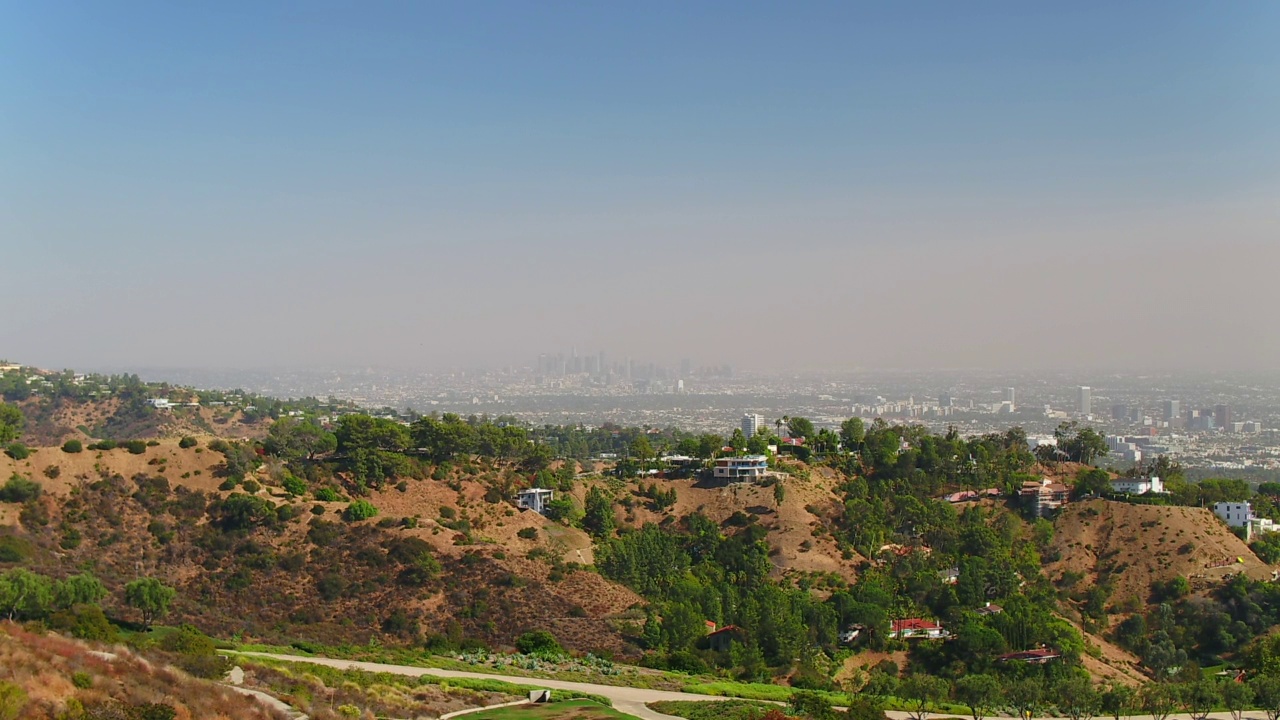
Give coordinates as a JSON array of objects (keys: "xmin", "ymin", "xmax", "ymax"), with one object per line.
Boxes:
[{"xmin": 889, "ymin": 618, "xmax": 950, "ymax": 640}]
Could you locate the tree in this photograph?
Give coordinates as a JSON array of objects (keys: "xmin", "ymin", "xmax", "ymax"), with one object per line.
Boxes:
[
  {"xmin": 0, "ymin": 404, "xmax": 23, "ymax": 444},
  {"xmin": 840, "ymin": 417, "xmax": 866, "ymax": 453},
  {"xmin": 0, "ymin": 568, "xmax": 53, "ymax": 620},
  {"xmin": 630, "ymin": 435, "xmax": 654, "ymax": 466},
  {"xmin": 773, "ymin": 481, "xmax": 786, "ymax": 509},
  {"xmin": 1250, "ymin": 674, "xmax": 1280, "ymax": 720},
  {"xmin": 1099, "ymin": 683, "xmax": 1135, "ymax": 720},
  {"xmin": 1178, "ymin": 679, "xmax": 1219, "ymax": 720},
  {"xmin": 1005, "ymin": 677, "xmax": 1044, "ymax": 720},
  {"xmin": 954, "ymin": 674, "xmax": 1001, "ymax": 720},
  {"xmin": 124, "ymin": 577, "xmax": 176, "ymax": 629},
  {"xmin": 787, "ymin": 416, "xmax": 815, "ymax": 441},
  {"xmin": 54, "ymin": 572, "xmax": 107, "ymax": 610},
  {"xmin": 1139, "ymin": 682, "xmax": 1178, "ymax": 720},
  {"xmin": 265, "ymin": 417, "xmax": 337, "ymax": 461},
  {"xmin": 789, "ymin": 690, "xmax": 837, "ymax": 720},
  {"xmin": 1056, "ymin": 676, "xmax": 1100, "ymax": 720},
  {"xmin": 61, "ymin": 439, "xmax": 83, "ymax": 453},
  {"xmin": 583, "ymin": 486, "xmax": 616, "ymax": 538},
  {"xmin": 1220, "ymin": 678, "xmax": 1254, "ymax": 720},
  {"xmin": 900, "ymin": 675, "xmax": 949, "ymax": 720}
]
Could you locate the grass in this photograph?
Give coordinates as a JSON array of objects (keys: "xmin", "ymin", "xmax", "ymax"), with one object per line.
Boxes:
[
  {"xmin": 650, "ymin": 699, "xmax": 777, "ymax": 720},
  {"xmin": 680, "ymin": 681, "xmax": 969, "ymax": 715},
  {"xmin": 465, "ymin": 699, "xmax": 640, "ymax": 719}
]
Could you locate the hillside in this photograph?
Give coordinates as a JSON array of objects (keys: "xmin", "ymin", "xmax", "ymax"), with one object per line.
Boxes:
[
  {"xmin": 1046, "ymin": 499, "xmax": 1274, "ymax": 604},
  {"xmin": 0, "ymin": 622, "xmax": 286, "ymax": 720}
]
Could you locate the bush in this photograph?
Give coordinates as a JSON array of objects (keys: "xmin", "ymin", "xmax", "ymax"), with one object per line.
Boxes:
[
  {"xmin": 3, "ymin": 443, "xmax": 29, "ymax": 461},
  {"xmin": 0, "ymin": 475, "xmax": 41, "ymax": 503},
  {"xmin": 0, "ymin": 535, "xmax": 31, "ymax": 562},
  {"xmin": 282, "ymin": 475, "xmax": 307, "ymax": 497},
  {"xmin": 123, "ymin": 439, "xmax": 148, "ymax": 454},
  {"xmin": 517, "ymin": 527, "xmax": 539, "ymax": 540},
  {"xmin": 515, "ymin": 629, "xmax": 564, "ymax": 657},
  {"xmin": 178, "ymin": 436, "xmax": 198, "ymax": 449},
  {"xmin": 90, "ymin": 439, "xmax": 117, "ymax": 451},
  {"xmin": 71, "ymin": 672, "xmax": 93, "ymax": 689},
  {"xmin": 342, "ymin": 500, "xmax": 379, "ymax": 522},
  {"xmin": 314, "ymin": 487, "xmax": 341, "ymax": 502},
  {"xmin": 241, "ymin": 479, "xmax": 261, "ymax": 494},
  {"xmin": 43, "ymin": 465, "xmax": 60, "ymax": 479},
  {"xmin": 62, "ymin": 439, "xmax": 83, "ymax": 454},
  {"xmin": 48, "ymin": 604, "xmax": 117, "ymax": 642}
]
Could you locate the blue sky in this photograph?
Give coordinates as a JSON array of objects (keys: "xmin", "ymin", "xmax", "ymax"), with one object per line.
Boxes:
[{"xmin": 3, "ymin": 2, "xmax": 1279, "ymax": 371}]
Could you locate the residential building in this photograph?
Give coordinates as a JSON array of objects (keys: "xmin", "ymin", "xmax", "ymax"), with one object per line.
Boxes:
[
  {"xmin": 1020, "ymin": 478, "xmax": 1069, "ymax": 517},
  {"xmin": 741, "ymin": 413, "xmax": 764, "ymax": 439},
  {"xmin": 516, "ymin": 488, "xmax": 555, "ymax": 515},
  {"xmin": 1110, "ymin": 476, "xmax": 1164, "ymax": 495},
  {"xmin": 999, "ymin": 648, "xmax": 1062, "ymax": 664},
  {"xmin": 1215, "ymin": 502, "xmax": 1253, "ymax": 528},
  {"xmin": 889, "ymin": 619, "xmax": 949, "ymax": 641},
  {"xmin": 713, "ymin": 455, "xmax": 769, "ymax": 480},
  {"xmin": 975, "ymin": 603, "xmax": 1003, "ymax": 616}
]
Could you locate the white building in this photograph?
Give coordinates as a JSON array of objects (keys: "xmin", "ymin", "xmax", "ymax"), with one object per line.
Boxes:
[
  {"xmin": 1110, "ymin": 476, "xmax": 1164, "ymax": 495},
  {"xmin": 517, "ymin": 488, "xmax": 555, "ymax": 515},
  {"xmin": 147, "ymin": 398, "xmax": 173, "ymax": 409},
  {"xmin": 1215, "ymin": 502, "xmax": 1253, "ymax": 528},
  {"xmin": 713, "ymin": 455, "xmax": 768, "ymax": 480},
  {"xmin": 1078, "ymin": 386, "xmax": 1092, "ymax": 416},
  {"xmin": 741, "ymin": 413, "xmax": 765, "ymax": 440}
]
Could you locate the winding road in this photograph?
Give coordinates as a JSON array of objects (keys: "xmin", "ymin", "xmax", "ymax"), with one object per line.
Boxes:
[{"xmin": 230, "ymin": 652, "xmax": 1270, "ymax": 720}]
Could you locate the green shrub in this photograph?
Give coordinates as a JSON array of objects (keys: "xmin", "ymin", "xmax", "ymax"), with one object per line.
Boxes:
[
  {"xmin": 343, "ymin": 500, "xmax": 379, "ymax": 522},
  {"xmin": 515, "ymin": 629, "xmax": 564, "ymax": 657},
  {"xmin": 178, "ymin": 436, "xmax": 198, "ymax": 449},
  {"xmin": 517, "ymin": 527, "xmax": 539, "ymax": 540},
  {"xmin": 282, "ymin": 475, "xmax": 307, "ymax": 497},
  {"xmin": 3, "ymin": 443, "xmax": 29, "ymax": 461},
  {"xmin": 314, "ymin": 487, "xmax": 341, "ymax": 502},
  {"xmin": 0, "ymin": 535, "xmax": 31, "ymax": 562},
  {"xmin": 241, "ymin": 479, "xmax": 261, "ymax": 494},
  {"xmin": 123, "ymin": 440, "xmax": 147, "ymax": 454},
  {"xmin": 90, "ymin": 439, "xmax": 117, "ymax": 451},
  {"xmin": 71, "ymin": 672, "xmax": 93, "ymax": 689},
  {"xmin": 62, "ymin": 439, "xmax": 83, "ymax": 454},
  {"xmin": 0, "ymin": 474, "xmax": 41, "ymax": 503}
]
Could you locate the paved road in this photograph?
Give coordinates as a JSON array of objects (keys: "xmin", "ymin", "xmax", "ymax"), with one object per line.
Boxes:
[
  {"xmin": 233, "ymin": 651, "xmax": 703, "ymax": 720},
  {"xmin": 231, "ymin": 652, "xmax": 1277, "ymax": 720}
]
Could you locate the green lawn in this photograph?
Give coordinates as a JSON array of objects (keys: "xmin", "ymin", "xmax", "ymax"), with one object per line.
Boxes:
[{"xmin": 465, "ymin": 699, "xmax": 640, "ymax": 719}]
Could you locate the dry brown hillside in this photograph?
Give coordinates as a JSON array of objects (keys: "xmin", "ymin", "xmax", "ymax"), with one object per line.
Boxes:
[
  {"xmin": 0, "ymin": 622, "xmax": 286, "ymax": 720},
  {"xmin": 1046, "ymin": 499, "xmax": 1275, "ymax": 604}
]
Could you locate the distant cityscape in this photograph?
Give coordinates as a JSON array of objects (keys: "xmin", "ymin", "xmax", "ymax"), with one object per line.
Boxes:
[{"xmin": 127, "ymin": 353, "xmax": 1280, "ymax": 476}]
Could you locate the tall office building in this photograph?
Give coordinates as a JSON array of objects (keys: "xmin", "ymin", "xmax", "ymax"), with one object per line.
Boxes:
[
  {"xmin": 1003, "ymin": 387, "xmax": 1016, "ymax": 411},
  {"xmin": 939, "ymin": 393, "xmax": 953, "ymax": 408},
  {"xmin": 1078, "ymin": 386, "xmax": 1092, "ymax": 416},
  {"xmin": 741, "ymin": 413, "xmax": 765, "ymax": 440},
  {"xmin": 1162, "ymin": 400, "xmax": 1181, "ymax": 422},
  {"xmin": 1215, "ymin": 404, "xmax": 1232, "ymax": 430}
]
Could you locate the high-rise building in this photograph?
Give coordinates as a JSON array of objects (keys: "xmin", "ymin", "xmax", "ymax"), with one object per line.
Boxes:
[
  {"xmin": 939, "ymin": 393, "xmax": 953, "ymax": 408},
  {"xmin": 1003, "ymin": 387, "xmax": 1016, "ymax": 409},
  {"xmin": 1215, "ymin": 404, "xmax": 1232, "ymax": 430},
  {"xmin": 1162, "ymin": 400, "xmax": 1181, "ymax": 422},
  {"xmin": 1111, "ymin": 404, "xmax": 1129, "ymax": 421},
  {"xmin": 1078, "ymin": 386, "xmax": 1092, "ymax": 416},
  {"xmin": 741, "ymin": 413, "xmax": 764, "ymax": 440}
]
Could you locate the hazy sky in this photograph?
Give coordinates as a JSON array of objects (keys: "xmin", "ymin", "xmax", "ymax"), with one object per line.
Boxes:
[{"xmin": 3, "ymin": 2, "xmax": 1278, "ymax": 373}]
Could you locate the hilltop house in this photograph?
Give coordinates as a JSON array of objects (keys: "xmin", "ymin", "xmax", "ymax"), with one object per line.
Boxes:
[
  {"xmin": 516, "ymin": 488, "xmax": 554, "ymax": 515},
  {"xmin": 1110, "ymin": 476, "xmax": 1164, "ymax": 495},
  {"xmin": 1020, "ymin": 478, "xmax": 1069, "ymax": 518},
  {"xmin": 704, "ymin": 625, "xmax": 745, "ymax": 652},
  {"xmin": 889, "ymin": 618, "xmax": 949, "ymax": 641},
  {"xmin": 713, "ymin": 455, "xmax": 768, "ymax": 481}
]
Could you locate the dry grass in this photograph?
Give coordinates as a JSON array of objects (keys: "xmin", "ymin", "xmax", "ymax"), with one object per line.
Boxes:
[{"xmin": 0, "ymin": 622, "xmax": 288, "ymax": 720}]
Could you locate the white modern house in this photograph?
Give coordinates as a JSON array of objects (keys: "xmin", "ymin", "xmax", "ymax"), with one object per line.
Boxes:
[
  {"xmin": 1110, "ymin": 476, "xmax": 1164, "ymax": 495},
  {"xmin": 713, "ymin": 455, "xmax": 769, "ymax": 480},
  {"xmin": 517, "ymin": 488, "xmax": 555, "ymax": 515},
  {"xmin": 1214, "ymin": 501, "xmax": 1278, "ymax": 541}
]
